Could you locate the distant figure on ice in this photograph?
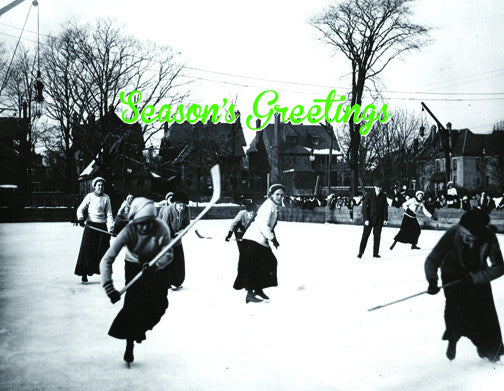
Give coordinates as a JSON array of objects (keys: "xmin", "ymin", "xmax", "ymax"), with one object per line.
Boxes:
[
  {"xmin": 75, "ymin": 177, "xmax": 114, "ymax": 283},
  {"xmin": 446, "ymin": 182, "xmax": 459, "ymax": 208},
  {"xmin": 233, "ymin": 184, "xmax": 285, "ymax": 303},
  {"xmin": 391, "ymin": 185, "xmax": 404, "ymax": 208},
  {"xmin": 425, "ymin": 210, "xmax": 504, "ymax": 362},
  {"xmin": 225, "ymin": 202, "xmax": 257, "ymax": 249},
  {"xmin": 100, "ymin": 197, "xmax": 173, "ymax": 366},
  {"xmin": 357, "ymin": 179, "xmax": 388, "ymax": 259},
  {"xmin": 390, "ymin": 190, "xmax": 437, "ymax": 251},
  {"xmin": 113, "ymin": 193, "xmax": 134, "ymax": 235},
  {"xmin": 158, "ymin": 191, "xmax": 190, "ymax": 290}
]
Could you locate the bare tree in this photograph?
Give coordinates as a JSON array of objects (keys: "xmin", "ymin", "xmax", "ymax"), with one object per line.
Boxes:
[
  {"xmin": 42, "ymin": 19, "xmax": 189, "ymax": 192},
  {"xmin": 310, "ymin": 0, "xmax": 430, "ymax": 195}
]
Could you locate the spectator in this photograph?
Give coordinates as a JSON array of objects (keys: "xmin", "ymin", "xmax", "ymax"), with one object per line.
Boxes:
[
  {"xmin": 446, "ymin": 182, "xmax": 459, "ymax": 208},
  {"xmin": 478, "ymin": 191, "xmax": 495, "ymax": 214},
  {"xmin": 496, "ymin": 194, "xmax": 504, "ymax": 211},
  {"xmin": 461, "ymin": 195, "xmax": 472, "ymax": 211},
  {"xmin": 391, "ymin": 185, "xmax": 405, "ymax": 208}
]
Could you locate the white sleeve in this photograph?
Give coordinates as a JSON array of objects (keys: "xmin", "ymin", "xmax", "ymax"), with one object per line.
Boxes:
[
  {"xmin": 76, "ymin": 194, "xmax": 90, "ymax": 220},
  {"xmin": 257, "ymin": 202, "xmax": 275, "ymax": 241},
  {"xmin": 105, "ymin": 196, "xmax": 114, "ymax": 230}
]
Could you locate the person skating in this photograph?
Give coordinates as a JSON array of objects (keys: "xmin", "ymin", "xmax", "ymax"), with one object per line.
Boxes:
[
  {"xmin": 100, "ymin": 197, "xmax": 173, "ymax": 366},
  {"xmin": 357, "ymin": 179, "xmax": 388, "ymax": 259},
  {"xmin": 425, "ymin": 210, "xmax": 504, "ymax": 362},
  {"xmin": 113, "ymin": 193, "xmax": 134, "ymax": 235},
  {"xmin": 390, "ymin": 190, "xmax": 437, "ymax": 251},
  {"xmin": 233, "ymin": 184, "xmax": 285, "ymax": 303},
  {"xmin": 158, "ymin": 191, "xmax": 190, "ymax": 289},
  {"xmin": 75, "ymin": 177, "xmax": 114, "ymax": 283},
  {"xmin": 225, "ymin": 202, "xmax": 257, "ymax": 249}
]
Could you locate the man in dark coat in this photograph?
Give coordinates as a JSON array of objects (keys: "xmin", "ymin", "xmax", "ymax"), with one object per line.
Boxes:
[
  {"xmin": 425, "ymin": 210, "xmax": 504, "ymax": 362},
  {"xmin": 358, "ymin": 179, "xmax": 389, "ymax": 259}
]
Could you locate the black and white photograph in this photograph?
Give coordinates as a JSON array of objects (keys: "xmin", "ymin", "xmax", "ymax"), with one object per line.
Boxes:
[{"xmin": 1, "ymin": 0, "xmax": 504, "ymax": 389}]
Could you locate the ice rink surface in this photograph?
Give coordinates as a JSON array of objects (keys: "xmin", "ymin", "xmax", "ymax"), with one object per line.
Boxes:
[{"xmin": 0, "ymin": 220, "xmax": 503, "ymax": 390}]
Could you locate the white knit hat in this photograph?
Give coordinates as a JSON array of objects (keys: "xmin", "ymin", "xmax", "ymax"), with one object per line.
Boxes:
[
  {"xmin": 415, "ymin": 190, "xmax": 424, "ymax": 199},
  {"xmin": 268, "ymin": 183, "xmax": 286, "ymax": 196},
  {"xmin": 92, "ymin": 177, "xmax": 105, "ymax": 188},
  {"xmin": 128, "ymin": 197, "xmax": 157, "ymax": 223}
]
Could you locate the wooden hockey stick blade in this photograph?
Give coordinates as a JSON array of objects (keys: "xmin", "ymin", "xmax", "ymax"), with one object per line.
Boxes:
[
  {"xmin": 195, "ymin": 229, "xmax": 212, "ymax": 239},
  {"xmin": 84, "ymin": 223, "xmax": 116, "ymax": 237},
  {"xmin": 367, "ymin": 280, "xmax": 462, "ymax": 312},
  {"xmin": 119, "ymin": 164, "xmax": 221, "ymax": 295}
]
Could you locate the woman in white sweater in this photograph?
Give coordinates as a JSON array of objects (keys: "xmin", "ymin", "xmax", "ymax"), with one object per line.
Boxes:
[
  {"xmin": 74, "ymin": 177, "xmax": 114, "ymax": 283},
  {"xmin": 233, "ymin": 184, "xmax": 285, "ymax": 303},
  {"xmin": 390, "ymin": 190, "xmax": 437, "ymax": 250}
]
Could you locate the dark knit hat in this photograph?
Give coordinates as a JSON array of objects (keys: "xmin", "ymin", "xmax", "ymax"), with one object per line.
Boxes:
[
  {"xmin": 172, "ymin": 191, "xmax": 189, "ymax": 204},
  {"xmin": 459, "ymin": 209, "xmax": 490, "ymax": 235},
  {"xmin": 373, "ymin": 179, "xmax": 383, "ymax": 187},
  {"xmin": 268, "ymin": 183, "xmax": 285, "ymax": 196}
]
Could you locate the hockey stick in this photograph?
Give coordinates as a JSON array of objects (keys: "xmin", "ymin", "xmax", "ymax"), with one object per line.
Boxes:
[
  {"xmin": 195, "ymin": 229, "xmax": 241, "ymax": 241},
  {"xmin": 367, "ymin": 279, "xmax": 462, "ymax": 312},
  {"xmin": 119, "ymin": 164, "xmax": 221, "ymax": 295},
  {"xmin": 84, "ymin": 223, "xmax": 116, "ymax": 237}
]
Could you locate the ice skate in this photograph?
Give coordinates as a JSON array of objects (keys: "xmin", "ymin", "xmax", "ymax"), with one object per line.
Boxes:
[
  {"xmin": 81, "ymin": 275, "xmax": 88, "ymax": 283},
  {"xmin": 246, "ymin": 290, "xmax": 263, "ymax": 303},
  {"xmin": 254, "ymin": 289, "xmax": 270, "ymax": 301},
  {"xmin": 446, "ymin": 340, "xmax": 456, "ymax": 360},
  {"xmin": 124, "ymin": 339, "xmax": 134, "ymax": 367},
  {"xmin": 411, "ymin": 244, "xmax": 421, "ymax": 250}
]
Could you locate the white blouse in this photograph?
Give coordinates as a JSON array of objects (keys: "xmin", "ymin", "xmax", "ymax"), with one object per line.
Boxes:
[
  {"xmin": 242, "ymin": 198, "xmax": 278, "ymax": 247},
  {"xmin": 402, "ymin": 197, "xmax": 432, "ymax": 219},
  {"xmin": 76, "ymin": 192, "xmax": 114, "ymax": 229}
]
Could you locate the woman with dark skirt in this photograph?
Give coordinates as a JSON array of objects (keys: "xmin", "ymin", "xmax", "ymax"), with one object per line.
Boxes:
[
  {"xmin": 158, "ymin": 191, "xmax": 190, "ymax": 290},
  {"xmin": 390, "ymin": 190, "xmax": 437, "ymax": 251},
  {"xmin": 100, "ymin": 197, "xmax": 173, "ymax": 366},
  {"xmin": 425, "ymin": 210, "xmax": 504, "ymax": 362},
  {"xmin": 75, "ymin": 177, "xmax": 114, "ymax": 283},
  {"xmin": 234, "ymin": 184, "xmax": 285, "ymax": 303},
  {"xmin": 225, "ymin": 202, "xmax": 257, "ymax": 250}
]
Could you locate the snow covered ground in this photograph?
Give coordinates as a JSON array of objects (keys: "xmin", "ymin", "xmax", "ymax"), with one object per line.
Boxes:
[{"xmin": 0, "ymin": 220, "xmax": 503, "ymax": 390}]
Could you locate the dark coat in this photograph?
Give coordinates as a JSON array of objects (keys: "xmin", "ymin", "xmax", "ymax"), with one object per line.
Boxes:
[
  {"xmin": 424, "ymin": 224, "xmax": 504, "ymax": 360},
  {"xmin": 361, "ymin": 190, "xmax": 388, "ymax": 226}
]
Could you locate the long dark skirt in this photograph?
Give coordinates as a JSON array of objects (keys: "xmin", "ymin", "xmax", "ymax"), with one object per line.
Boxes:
[
  {"xmin": 394, "ymin": 215, "xmax": 421, "ymax": 245},
  {"xmin": 109, "ymin": 262, "xmax": 169, "ymax": 343},
  {"xmin": 442, "ymin": 281, "xmax": 504, "ymax": 361},
  {"xmin": 74, "ymin": 221, "xmax": 110, "ymax": 277},
  {"xmin": 233, "ymin": 239, "xmax": 278, "ymax": 291},
  {"xmin": 164, "ymin": 245, "xmax": 185, "ymax": 287}
]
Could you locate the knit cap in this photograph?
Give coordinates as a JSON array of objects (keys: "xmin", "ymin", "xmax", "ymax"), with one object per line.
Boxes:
[{"xmin": 128, "ymin": 197, "xmax": 157, "ymax": 223}]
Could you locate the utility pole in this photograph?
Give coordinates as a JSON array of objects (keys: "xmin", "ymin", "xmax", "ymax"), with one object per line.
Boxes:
[
  {"xmin": 420, "ymin": 102, "xmax": 451, "ymax": 184},
  {"xmin": 320, "ymin": 121, "xmax": 336, "ymax": 196}
]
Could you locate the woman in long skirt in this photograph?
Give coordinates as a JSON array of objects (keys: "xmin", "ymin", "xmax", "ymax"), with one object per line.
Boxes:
[
  {"xmin": 100, "ymin": 197, "xmax": 173, "ymax": 366},
  {"xmin": 233, "ymin": 184, "xmax": 285, "ymax": 303},
  {"xmin": 425, "ymin": 210, "xmax": 504, "ymax": 362},
  {"xmin": 225, "ymin": 202, "xmax": 257, "ymax": 251},
  {"xmin": 75, "ymin": 177, "xmax": 114, "ymax": 283},
  {"xmin": 390, "ymin": 190, "xmax": 437, "ymax": 251}
]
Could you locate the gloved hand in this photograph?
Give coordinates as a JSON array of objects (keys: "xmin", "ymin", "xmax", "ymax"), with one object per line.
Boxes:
[
  {"xmin": 78, "ymin": 218, "xmax": 85, "ymax": 227},
  {"xmin": 110, "ymin": 226, "xmax": 116, "ymax": 235},
  {"xmin": 104, "ymin": 281, "xmax": 121, "ymax": 304},
  {"xmin": 364, "ymin": 220, "xmax": 370, "ymax": 226},
  {"xmin": 272, "ymin": 238, "xmax": 280, "ymax": 249},
  {"xmin": 142, "ymin": 262, "xmax": 154, "ymax": 276},
  {"xmin": 427, "ymin": 280, "xmax": 440, "ymax": 295},
  {"xmin": 225, "ymin": 231, "xmax": 233, "ymax": 242}
]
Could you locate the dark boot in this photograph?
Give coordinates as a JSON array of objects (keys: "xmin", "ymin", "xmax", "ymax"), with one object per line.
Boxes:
[
  {"xmin": 124, "ymin": 339, "xmax": 134, "ymax": 366},
  {"xmin": 246, "ymin": 290, "xmax": 262, "ymax": 303},
  {"xmin": 254, "ymin": 289, "xmax": 270, "ymax": 301},
  {"xmin": 411, "ymin": 244, "xmax": 421, "ymax": 250},
  {"xmin": 446, "ymin": 340, "xmax": 457, "ymax": 361},
  {"xmin": 81, "ymin": 275, "xmax": 88, "ymax": 283},
  {"xmin": 390, "ymin": 241, "xmax": 397, "ymax": 250}
]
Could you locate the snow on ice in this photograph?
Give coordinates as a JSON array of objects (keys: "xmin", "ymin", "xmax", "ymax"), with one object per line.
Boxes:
[{"xmin": 0, "ymin": 220, "xmax": 503, "ymax": 390}]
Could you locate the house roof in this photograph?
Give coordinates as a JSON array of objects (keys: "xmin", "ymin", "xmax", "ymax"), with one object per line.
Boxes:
[
  {"xmin": 433, "ymin": 128, "xmax": 504, "ymax": 157},
  {"xmin": 247, "ymin": 122, "xmax": 341, "ymax": 156}
]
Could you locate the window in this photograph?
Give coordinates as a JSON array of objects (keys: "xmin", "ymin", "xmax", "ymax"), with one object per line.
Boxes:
[
  {"xmin": 137, "ymin": 179, "xmax": 145, "ymax": 185},
  {"xmin": 436, "ymin": 159, "xmax": 442, "ymax": 172},
  {"xmin": 452, "ymin": 158, "xmax": 457, "ymax": 171},
  {"xmin": 287, "ymin": 136, "xmax": 297, "ymax": 144},
  {"xmin": 312, "ymin": 136, "xmax": 320, "ymax": 146},
  {"xmin": 476, "ymin": 157, "xmax": 481, "ymax": 171}
]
